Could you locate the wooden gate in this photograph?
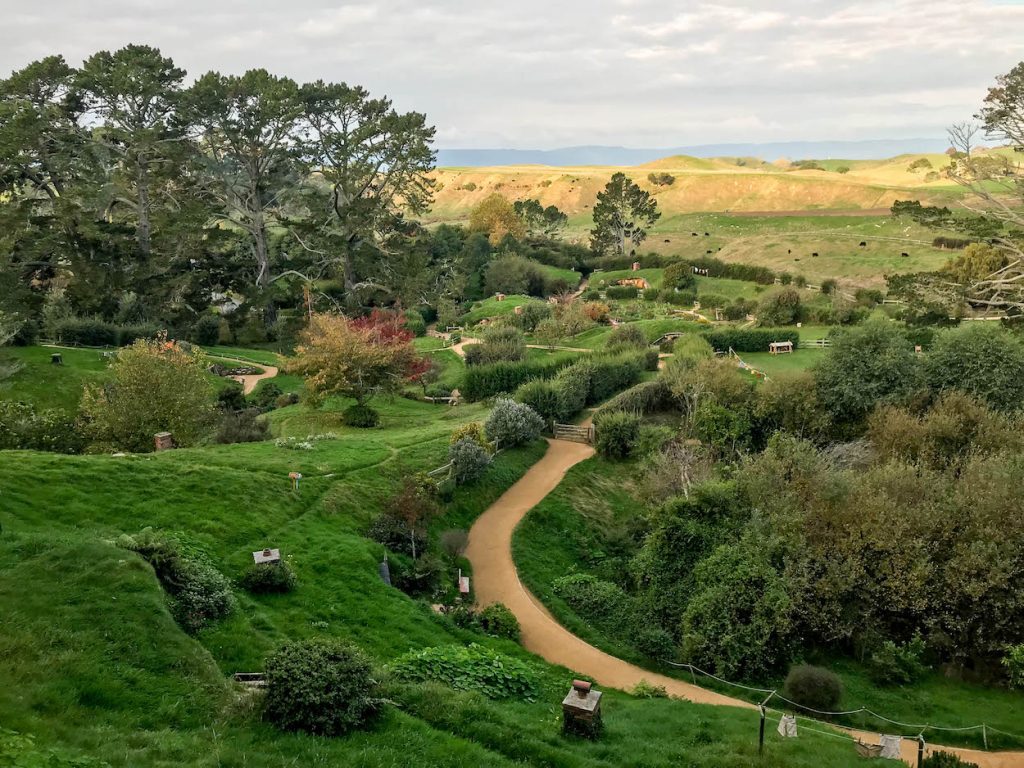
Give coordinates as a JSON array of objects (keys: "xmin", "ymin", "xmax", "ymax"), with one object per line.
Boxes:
[{"xmin": 553, "ymin": 422, "xmax": 594, "ymax": 444}]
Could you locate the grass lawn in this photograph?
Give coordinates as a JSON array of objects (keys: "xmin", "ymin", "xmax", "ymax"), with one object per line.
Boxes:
[
  {"xmin": 0, "ymin": 346, "xmax": 111, "ymax": 412},
  {"xmin": 202, "ymin": 346, "xmax": 283, "ymax": 366},
  {"xmin": 513, "ymin": 456, "xmax": 1024, "ymax": 752},
  {"xmin": 537, "ymin": 263, "xmax": 583, "ymax": 288},
  {"xmin": 740, "ymin": 349, "xmax": 825, "ymax": 377}
]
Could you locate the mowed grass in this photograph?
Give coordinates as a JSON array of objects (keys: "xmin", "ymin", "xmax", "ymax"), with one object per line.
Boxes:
[
  {"xmin": 0, "ymin": 346, "xmax": 112, "ymax": 412},
  {"xmin": 513, "ymin": 456, "xmax": 1024, "ymax": 751},
  {"xmin": 461, "ymin": 295, "xmax": 534, "ymax": 325},
  {"xmin": 0, "ymin": 394, "xmax": 895, "ymax": 766}
]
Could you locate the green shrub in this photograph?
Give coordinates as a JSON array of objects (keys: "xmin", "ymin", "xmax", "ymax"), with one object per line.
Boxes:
[
  {"xmin": 116, "ymin": 323, "xmax": 160, "ymax": 346},
  {"xmin": 264, "ymin": 639, "xmax": 380, "ymax": 736},
  {"xmin": 606, "ymin": 285, "xmax": 639, "ymax": 300},
  {"xmin": 276, "ymin": 392, "xmax": 300, "ymax": 408},
  {"xmin": 117, "ymin": 528, "xmax": 235, "ymax": 634},
  {"xmin": 1003, "ymin": 643, "xmax": 1024, "ymax": 688},
  {"xmin": 581, "ymin": 289, "xmax": 601, "ymax": 301},
  {"xmin": 241, "ymin": 560, "xmax": 298, "ymax": 594},
  {"xmin": 449, "ymin": 437, "xmax": 492, "ymax": 484},
  {"xmin": 600, "ymin": 380, "xmax": 673, "ymax": 415},
  {"xmin": 922, "ymin": 753, "xmax": 979, "ymax": 768},
  {"xmin": 191, "ymin": 314, "xmax": 223, "ymax": 345},
  {"xmin": 515, "ymin": 378, "xmax": 561, "ymax": 422},
  {"xmin": 465, "ymin": 326, "xmax": 526, "ymax": 366},
  {"xmin": 461, "ymin": 356, "xmax": 572, "ymax": 401},
  {"xmin": 663, "ymin": 261, "xmax": 696, "ymax": 290},
  {"xmin": 391, "ymin": 643, "xmax": 539, "ymax": 700},
  {"xmin": 703, "ymin": 328, "xmax": 799, "ymax": 353},
  {"xmin": 643, "ymin": 288, "xmax": 662, "ymax": 302},
  {"xmin": 552, "ymin": 573, "xmax": 631, "ymax": 625},
  {"xmin": 867, "ymin": 635, "xmax": 928, "ymax": 685},
  {"xmin": 594, "ymin": 410, "xmax": 641, "ymax": 459},
  {"xmin": 215, "ymin": 408, "xmax": 270, "ymax": 444},
  {"xmin": 782, "ymin": 665, "xmax": 843, "ymax": 712},
  {"xmin": 484, "ymin": 397, "xmax": 544, "ymax": 447},
  {"xmin": 342, "ymin": 403, "xmax": 380, "ymax": 428},
  {"xmin": 250, "ymin": 381, "xmax": 283, "ymax": 409},
  {"xmin": 820, "ymin": 278, "xmax": 838, "ymax": 295},
  {"xmin": 634, "ymin": 626, "xmax": 676, "ymax": 661},
  {"xmin": 587, "ymin": 353, "xmax": 644, "ymax": 403},
  {"xmin": 478, "ymin": 603, "xmax": 521, "ymax": 642},
  {"xmin": 217, "ymin": 382, "xmax": 246, "ymax": 411},
  {"xmin": 0, "ymin": 401, "xmax": 85, "ymax": 454},
  {"xmin": 449, "ymin": 421, "xmax": 490, "ymax": 450},
  {"xmin": 404, "ymin": 310, "xmax": 427, "ymax": 337},
  {"xmin": 606, "ymin": 324, "xmax": 647, "ymax": 351},
  {"xmin": 52, "ymin": 317, "xmax": 119, "ymax": 346},
  {"xmin": 553, "ymin": 362, "xmax": 592, "ymax": 418},
  {"xmin": 0, "ymin": 728, "xmax": 103, "ymax": 767},
  {"xmin": 631, "ymin": 680, "xmax": 668, "ymax": 698},
  {"xmin": 664, "ymin": 289, "xmax": 697, "ymax": 306},
  {"xmin": 367, "ymin": 513, "xmax": 427, "ymax": 559}
]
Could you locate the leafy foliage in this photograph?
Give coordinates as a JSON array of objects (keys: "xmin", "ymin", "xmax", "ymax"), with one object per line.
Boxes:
[
  {"xmin": 484, "ymin": 398, "xmax": 544, "ymax": 447},
  {"xmin": 240, "ymin": 561, "xmax": 298, "ymax": 594},
  {"xmin": 590, "ymin": 172, "xmax": 660, "ymax": 258},
  {"xmin": 594, "ymin": 410, "xmax": 641, "ymax": 459},
  {"xmin": 391, "ymin": 644, "xmax": 540, "ymax": 701},
  {"xmin": 783, "ymin": 665, "xmax": 844, "ymax": 713},
  {"xmin": 264, "ymin": 639, "xmax": 380, "ymax": 736},
  {"xmin": 449, "ymin": 437, "xmax": 492, "ymax": 484}
]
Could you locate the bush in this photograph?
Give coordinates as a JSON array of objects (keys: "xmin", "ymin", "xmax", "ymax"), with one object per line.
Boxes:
[
  {"xmin": 553, "ymin": 362, "xmax": 592, "ymax": 417},
  {"xmin": 215, "ymin": 408, "xmax": 270, "ymax": 444},
  {"xmin": 643, "ymin": 288, "xmax": 662, "ymax": 302},
  {"xmin": 250, "ymin": 381, "xmax": 283, "ymax": 410},
  {"xmin": 606, "ymin": 324, "xmax": 647, "ymax": 351},
  {"xmin": 461, "ymin": 356, "xmax": 573, "ymax": 401},
  {"xmin": 118, "ymin": 529, "xmax": 235, "ymax": 634},
  {"xmin": 922, "ymin": 753, "xmax": 980, "ymax": 768},
  {"xmin": 192, "ymin": 315, "xmax": 222, "ymax": 346},
  {"xmin": 634, "ymin": 626, "xmax": 676, "ymax": 661},
  {"xmin": 647, "ymin": 172, "xmax": 675, "ymax": 186},
  {"xmin": 663, "ymin": 261, "xmax": 696, "ymax": 290},
  {"xmin": 703, "ymin": 328, "xmax": 799, "ymax": 353},
  {"xmin": 758, "ymin": 288, "xmax": 804, "ymax": 326},
  {"xmin": 342, "ymin": 403, "xmax": 380, "ymax": 428},
  {"xmin": 515, "ymin": 378, "xmax": 561, "ymax": 422},
  {"xmin": 664, "ymin": 289, "xmax": 697, "ymax": 306},
  {"xmin": 581, "ymin": 289, "xmax": 601, "ymax": 301},
  {"xmin": 820, "ymin": 278, "xmax": 838, "ymax": 295},
  {"xmin": 0, "ymin": 401, "xmax": 85, "ymax": 454},
  {"xmin": 605, "ymin": 285, "xmax": 639, "ymax": 300},
  {"xmin": 484, "ymin": 398, "xmax": 544, "ymax": 447},
  {"xmin": 594, "ymin": 410, "xmax": 642, "ymax": 459},
  {"xmin": 631, "ymin": 680, "xmax": 669, "ymax": 698},
  {"xmin": 368, "ymin": 513, "xmax": 427, "ymax": 558},
  {"xmin": 477, "ymin": 603, "xmax": 521, "ymax": 641},
  {"xmin": 552, "ymin": 573, "xmax": 631, "ymax": 626},
  {"xmin": 439, "ymin": 529, "xmax": 468, "ymax": 559},
  {"xmin": 52, "ymin": 317, "xmax": 118, "ymax": 346},
  {"xmin": 1003, "ymin": 643, "xmax": 1024, "ymax": 688},
  {"xmin": 217, "ymin": 382, "xmax": 246, "ymax": 412},
  {"xmin": 241, "ymin": 560, "xmax": 297, "ymax": 594},
  {"xmin": 449, "ymin": 437, "xmax": 492, "ymax": 484},
  {"xmin": 867, "ymin": 635, "xmax": 928, "ymax": 685},
  {"xmin": 264, "ymin": 639, "xmax": 379, "ymax": 736},
  {"xmin": 276, "ymin": 392, "xmax": 300, "ymax": 408},
  {"xmin": 391, "ymin": 643, "xmax": 539, "ymax": 700},
  {"xmin": 587, "ymin": 353, "xmax": 644, "ymax": 402},
  {"xmin": 404, "ymin": 310, "xmax": 427, "ymax": 337},
  {"xmin": 449, "ymin": 421, "xmax": 490, "ymax": 450},
  {"xmin": 600, "ymin": 380, "xmax": 673, "ymax": 416},
  {"xmin": 464, "ymin": 326, "xmax": 526, "ymax": 366},
  {"xmin": 782, "ymin": 665, "xmax": 843, "ymax": 712}
]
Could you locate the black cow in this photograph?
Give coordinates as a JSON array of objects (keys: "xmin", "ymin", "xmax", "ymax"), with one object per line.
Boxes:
[
  {"xmin": 859, "ymin": 241, "xmax": 867, "ymax": 247},
  {"xmin": 664, "ymin": 239, "xmax": 671, "ymax": 243},
  {"xmin": 706, "ymin": 250, "xmax": 713, "ymax": 254},
  {"xmin": 901, "ymin": 252, "xmax": 909, "ymax": 257},
  {"xmin": 704, "ymin": 232, "xmax": 710, "ymax": 236},
  {"xmin": 811, "ymin": 252, "xmax": 819, "ymax": 257},
  {"xmin": 691, "ymin": 232, "xmax": 698, "ymax": 237}
]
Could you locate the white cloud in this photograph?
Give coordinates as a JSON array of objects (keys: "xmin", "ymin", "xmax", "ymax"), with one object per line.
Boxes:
[{"xmin": 0, "ymin": 0, "xmax": 1022, "ymax": 148}]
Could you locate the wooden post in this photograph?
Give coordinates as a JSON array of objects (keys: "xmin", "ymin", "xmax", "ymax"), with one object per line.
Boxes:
[
  {"xmin": 758, "ymin": 706, "xmax": 766, "ymax": 756},
  {"xmin": 983, "ymin": 725, "xmax": 988, "ymax": 751},
  {"xmin": 917, "ymin": 736, "xmax": 925, "ymax": 767}
]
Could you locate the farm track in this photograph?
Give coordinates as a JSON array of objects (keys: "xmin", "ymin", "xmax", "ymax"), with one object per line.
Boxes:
[{"xmin": 466, "ymin": 435, "xmax": 1024, "ymax": 768}]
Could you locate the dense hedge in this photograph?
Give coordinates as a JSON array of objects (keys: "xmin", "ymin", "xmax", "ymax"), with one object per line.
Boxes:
[
  {"xmin": 461, "ymin": 356, "xmax": 574, "ymax": 401},
  {"xmin": 587, "ymin": 253, "xmax": 776, "ymax": 285},
  {"xmin": 703, "ymin": 329, "xmax": 799, "ymax": 353},
  {"xmin": 605, "ymin": 285, "xmax": 639, "ymax": 300},
  {"xmin": 51, "ymin": 317, "xmax": 161, "ymax": 347},
  {"xmin": 512, "ymin": 352, "xmax": 646, "ymax": 421},
  {"xmin": 598, "ymin": 379, "xmax": 674, "ymax": 415}
]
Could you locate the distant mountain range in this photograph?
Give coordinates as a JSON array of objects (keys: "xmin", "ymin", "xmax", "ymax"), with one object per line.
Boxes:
[{"xmin": 435, "ymin": 139, "xmax": 953, "ymax": 167}]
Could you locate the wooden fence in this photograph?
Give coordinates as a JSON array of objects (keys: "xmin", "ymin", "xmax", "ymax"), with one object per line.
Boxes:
[{"xmin": 553, "ymin": 422, "xmax": 594, "ymax": 444}]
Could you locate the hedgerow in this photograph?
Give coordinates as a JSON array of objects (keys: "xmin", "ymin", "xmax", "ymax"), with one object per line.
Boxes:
[{"xmin": 703, "ymin": 329, "xmax": 799, "ymax": 353}]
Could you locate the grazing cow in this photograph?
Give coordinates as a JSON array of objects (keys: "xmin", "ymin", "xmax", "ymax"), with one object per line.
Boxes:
[
  {"xmin": 811, "ymin": 252, "xmax": 818, "ymax": 257},
  {"xmin": 794, "ymin": 258, "xmax": 800, "ymax": 262},
  {"xmin": 859, "ymin": 242, "xmax": 867, "ymax": 247},
  {"xmin": 691, "ymin": 232, "xmax": 698, "ymax": 237},
  {"xmin": 787, "ymin": 249, "xmax": 791, "ymax": 254},
  {"xmin": 704, "ymin": 232, "xmax": 710, "ymax": 236},
  {"xmin": 901, "ymin": 252, "xmax": 909, "ymax": 257},
  {"xmin": 664, "ymin": 239, "xmax": 671, "ymax": 243},
  {"xmin": 706, "ymin": 250, "xmax": 713, "ymax": 254}
]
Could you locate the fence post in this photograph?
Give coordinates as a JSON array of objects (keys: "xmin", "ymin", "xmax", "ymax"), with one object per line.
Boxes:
[
  {"xmin": 983, "ymin": 725, "xmax": 988, "ymax": 751},
  {"xmin": 917, "ymin": 736, "xmax": 925, "ymax": 767},
  {"xmin": 758, "ymin": 705, "xmax": 766, "ymax": 756}
]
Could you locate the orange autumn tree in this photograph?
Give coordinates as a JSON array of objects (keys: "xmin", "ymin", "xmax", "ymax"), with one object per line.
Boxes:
[{"xmin": 287, "ymin": 310, "xmax": 429, "ymax": 425}]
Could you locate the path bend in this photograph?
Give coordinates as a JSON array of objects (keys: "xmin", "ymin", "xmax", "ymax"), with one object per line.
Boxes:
[{"xmin": 465, "ymin": 436, "xmax": 1024, "ymax": 768}]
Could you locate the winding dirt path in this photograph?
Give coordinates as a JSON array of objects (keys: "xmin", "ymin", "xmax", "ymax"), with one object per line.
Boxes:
[
  {"xmin": 220, "ymin": 357, "xmax": 279, "ymax": 395},
  {"xmin": 465, "ymin": 437, "xmax": 1024, "ymax": 768}
]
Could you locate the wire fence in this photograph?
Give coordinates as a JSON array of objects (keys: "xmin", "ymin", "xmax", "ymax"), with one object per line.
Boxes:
[{"xmin": 662, "ymin": 660, "xmax": 1024, "ymax": 750}]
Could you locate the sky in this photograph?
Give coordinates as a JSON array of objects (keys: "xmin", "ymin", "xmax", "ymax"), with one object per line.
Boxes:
[{"xmin": 2, "ymin": 0, "xmax": 1023, "ymax": 149}]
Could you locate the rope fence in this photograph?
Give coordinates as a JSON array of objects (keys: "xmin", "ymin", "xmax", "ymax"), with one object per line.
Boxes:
[{"xmin": 662, "ymin": 660, "xmax": 1024, "ymax": 749}]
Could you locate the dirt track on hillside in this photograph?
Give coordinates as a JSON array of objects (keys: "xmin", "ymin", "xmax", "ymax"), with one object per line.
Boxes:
[{"xmin": 465, "ymin": 436, "xmax": 1024, "ymax": 768}]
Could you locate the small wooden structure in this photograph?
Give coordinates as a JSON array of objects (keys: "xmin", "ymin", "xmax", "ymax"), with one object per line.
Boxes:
[
  {"xmin": 495, "ymin": 293, "xmax": 506, "ymax": 301},
  {"xmin": 233, "ymin": 672, "xmax": 266, "ymax": 688},
  {"xmin": 51, "ymin": 353, "xmax": 63, "ymax": 365},
  {"xmin": 252, "ymin": 547, "xmax": 281, "ymax": 565},
  {"xmin": 562, "ymin": 679, "xmax": 602, "ymax": 738},
  {"xmin": 768, "ymin": 341, "xmax": 794, "ymax": 355},
  {"xmin": 514, "ymin": 305, "xmax": 524, "ymax": 315},
  {"xmin": 154, "ymin": 432, "xmax": 174, "ymax": 452}
]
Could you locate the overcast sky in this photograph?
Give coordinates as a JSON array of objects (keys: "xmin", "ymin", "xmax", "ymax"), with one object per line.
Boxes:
[{"xmin": 2, "ymin": 0, "xmax": 1023, "ymax": 148}]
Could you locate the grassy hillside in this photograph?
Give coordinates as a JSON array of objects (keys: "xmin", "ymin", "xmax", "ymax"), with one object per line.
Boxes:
[{"xmin": 0, "ymin": 390, "xmax": 895, "ymax": 766}]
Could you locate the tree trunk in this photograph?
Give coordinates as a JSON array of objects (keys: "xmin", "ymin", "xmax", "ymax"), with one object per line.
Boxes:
[{"xmin": 136, "ymin": 156, "xmax": 151, "ymax": 256}]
